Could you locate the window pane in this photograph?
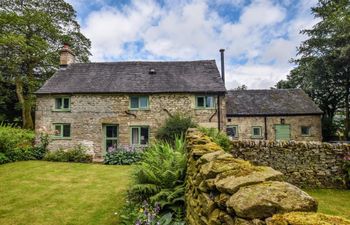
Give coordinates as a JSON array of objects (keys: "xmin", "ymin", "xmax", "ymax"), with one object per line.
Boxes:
[
  {"xmin": 197, "ymin": 97, "xmax": 204, "ymax": 107},
  {"xmin": 54, "ymin": 125, "xmax": 62, "ymax": 136},
  {"xmin": 63, "ymin": 124, "xmax": 71, "ymax": 137},
  {"xmin": 140, "ymin": 127, "xmax": 149, "ymax": 145},
  {"xmin": 130, "ymin": 97, "xmax": 139, "ymax": 108},
  {"xmin": 63, "ymin": 98, "xmax": 70, "ymax": 109},
  {"xmin": 206, "ymin": 96, "xmax": 214, "ymax": 108},
  {"xmin": 106, "ymin": 125, "xmax": 118, "ymax": 138},
  {"xmin": 253, "ymin": 127, "xmax": 261, "ymax": 136},
  {"xmin": 139, "ymin": 96, "xmax": 148, "ymax": 108},
  {"xmin": 301, "ymin": 126, "xmax": 310, "ymax": 135},
  {"xmin": 131, "ymin": 128, "xmax": 139, "ymax": 144},
  {"xmin": 106, "ymin": 140, "xmax": 118, "ymax": 152},
  {"xmin": 226, "ymin": 127, "xmax": 237, "ymax": 137},
  {"xmin": 55, "ymin": 98, "xmax": 62, "ymax": 109}
]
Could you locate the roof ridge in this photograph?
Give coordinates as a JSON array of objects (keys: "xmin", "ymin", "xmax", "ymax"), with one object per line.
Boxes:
[{"xmin": 73, "ymin": 59, "xmax": 216, "ymax": 65}]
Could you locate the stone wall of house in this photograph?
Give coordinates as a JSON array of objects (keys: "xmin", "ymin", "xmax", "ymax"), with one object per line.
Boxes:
[
  {"xmin": 185, "ymin": 129, "xmax": 350, "ymax": 225},
  {"xmin": 226, "ymin": 115, "xmax": 322, "ymax": 141},
  {"xmin": 231, "ymin": 140, "xmax": 350, "ymax": 189},
  {"xmin": 35, "ymin": 93, "xmax": 226, "ymax": 160}
]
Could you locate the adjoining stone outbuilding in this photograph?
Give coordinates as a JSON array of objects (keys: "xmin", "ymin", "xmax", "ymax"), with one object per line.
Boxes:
[{"xmin": 225, "ymin": 89, "xmax": 323, "ymax": 141}]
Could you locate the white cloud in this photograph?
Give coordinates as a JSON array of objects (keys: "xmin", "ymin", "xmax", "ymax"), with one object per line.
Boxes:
[{"xmin": 78, "ymin": 0, "xmax": 318, "ymax": 88}]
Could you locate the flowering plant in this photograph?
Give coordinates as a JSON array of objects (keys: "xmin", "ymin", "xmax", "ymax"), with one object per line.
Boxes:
[{"xmin": 104, "ymin": 144, "xmax": 145, "ymax": 165}]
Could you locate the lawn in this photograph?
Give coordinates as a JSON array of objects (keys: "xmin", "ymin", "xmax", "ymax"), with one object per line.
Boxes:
[
  {"xmin": 305, "ymin": 189, "xmax": 350, "ymax": 219},
  {"xmin": 0, "ymin": 161, "xmax": 134, "ymax": 225}
]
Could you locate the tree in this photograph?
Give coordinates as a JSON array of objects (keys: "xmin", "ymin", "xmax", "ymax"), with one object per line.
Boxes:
[
  {"xmin": 276, "ymin": 0, "xmax": 350, "ymax": 140},
  {"xmin": 0, "ymin": 0, "xmax": 91, "ymax": 129}
]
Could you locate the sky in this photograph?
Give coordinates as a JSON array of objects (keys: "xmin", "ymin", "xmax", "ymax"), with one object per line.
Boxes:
[{"xmin": 66, "ymin": 0, "xmax": 319, "ymax": 89}]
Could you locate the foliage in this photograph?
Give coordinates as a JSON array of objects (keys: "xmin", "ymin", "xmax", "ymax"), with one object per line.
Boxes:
[
  {"xmin": 0, "ymin": 153, "xmax": 10, "ymax": 164},
  {"xmin": 0, "ymin": 123, "xmax": 36, "ymax": 162},
  {"xmin": 275, "ymin": 0, "xmax": 350, "ymax": 140},
  {"xmin": 156, "ymin": 113, "xmax": 197, "ymax": 144},
  {"xmin": 43, "ymin": 145, "xmax": 92, "ymax": 163},
  {"xmin": 0, "ymin": 0, "xmax": 91, "ymax": 128},
  {"xmin": 130, "ymin": 137, "xmax": 187, "ymax": 214},
  {"xmin": 119, "ymin": 200, "xmax": 185, "ymax": 225},
  {"xmin": 104, "ymin": 146, "xmax": 143, "ymax": 165},
  {"xmin": 344, "ymin": 153, "xmax": 350, "ymax": 188},
  {"xmin": 199, "ymin": 127, "xmax": 231, "ymax": 151}
]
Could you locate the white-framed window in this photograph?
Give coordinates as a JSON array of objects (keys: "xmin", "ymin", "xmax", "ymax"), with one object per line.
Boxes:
[
  {"xmin": 301, "ymin": 126, "xmax": 311, "ymax": 136},
  {"xmin": 54, "ymin": 97, "xmax": 70, "ymax": 111},
  {"xmin": 252, "ymin": 126, "xmax": 262, "ymax": 138},
  {"xmin": 226, "ymin": 125, "xmax": 238, "ymax": 138},
  {"xmin": 53, "ymin": 123, "xmax": 71, "ymax": 138},
  {"xmin": 130, "ymin": 96, "xmax": 149, "ymax": 110},
  {"xmin": 196, "ymin": 96, "xmax": 215, "ymax": 108},
  {"xmin": 131, "ymin": 126, "xmax": 149, "ymax": 145}
]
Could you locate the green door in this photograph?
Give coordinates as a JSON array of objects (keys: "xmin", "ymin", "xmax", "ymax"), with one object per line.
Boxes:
[
  {"xmin": 275, "ymin": 125, "xmax": 290, "ymax": 141},
  {"xmin": 103, "ymin": 124, "xmax": 118, "ymax": 154}
]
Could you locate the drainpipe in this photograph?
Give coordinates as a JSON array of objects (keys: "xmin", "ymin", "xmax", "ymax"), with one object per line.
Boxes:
[
  {"xmin": 264, "ymin": 116, "xmax": 268, "ymax": 140},
  {"xmin": 217, "ymin": 95, "xmax": 221, "ymax": 131}
]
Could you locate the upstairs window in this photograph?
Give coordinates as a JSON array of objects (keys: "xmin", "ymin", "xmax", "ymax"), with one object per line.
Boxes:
[
  {"xmin": 226, "ymin": 125, "xmax": 238, "ymax": 138},
  {"xmin": 301, "ymin": 126, "xmax": 311, "ymax": 136},
  {"xmin": 252, "ymin": 126, "xmax": 262, "ymax": 138},
  {"xmin": 196, "ymin": 96, "xmax": 215, "ymax": 108},
  {"xmin": 55, "ymin": 97, "xmax": 70, "ymax": 111},
  {"xmin": 130, "ymin": 96, "xmax": 149, "ymax": 109},
  {"xmin": 53, "ymin": 123, "xmax": 71, "ymax": 138},
  {"xmin": 131, "ymin": 126, "xmax": 149, "ymax": 145}
]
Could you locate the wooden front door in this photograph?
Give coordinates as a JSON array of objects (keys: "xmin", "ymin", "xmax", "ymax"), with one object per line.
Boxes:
[{"xmin": 103, "ymin": 124, "xmax": 118, "ymax": 154}]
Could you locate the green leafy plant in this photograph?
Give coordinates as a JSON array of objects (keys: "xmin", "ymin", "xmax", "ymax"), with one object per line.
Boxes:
[
  {"xmin": 130, "ymin": 137, "xmax": 186, "ymax": 214},
  {"xmin": 198, "ymin": 127, "xmax": 231, "ymax": 151},
  {"xmin": 0, "ymin": 123, "xmax": 36, "ymax": 163},
  {"xmin": 156, "ymin": 113, "xmax": 197, "ymax": 144},
  {"xmin": 44, "ymin": 145, "xmax": 92, "ymax": 163},
  {"xmin": 104, "ymin": 146, "xmax": 143, "ymax": 165},
  {"xmin": 0, "ymin": 152, "xmax": 10, "ymax": 164}
]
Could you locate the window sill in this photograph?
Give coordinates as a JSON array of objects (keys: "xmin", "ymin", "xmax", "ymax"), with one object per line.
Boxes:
[
  {"xmin": 51, "ymin": 137, "xmax": 72, "ymax": 140},
  {"xmin": 251, "ymin": 136, "xmax": 263, "ymax": 139},
  {"xmin": 52, "ymin": 109, "xmax": 71, "ymax": 112},
  {"xmin": 128, "ymin": 108, "xmax": 150, "ymax": 111},
  {"xmin": 195, "ymin": 107, "xmax": 216, "ymax": 110}
]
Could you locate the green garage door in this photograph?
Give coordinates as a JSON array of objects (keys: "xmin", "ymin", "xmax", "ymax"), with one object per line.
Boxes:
[{"xmin": 275, "ymin": 125, "xmax": 290, "ymax": 141}]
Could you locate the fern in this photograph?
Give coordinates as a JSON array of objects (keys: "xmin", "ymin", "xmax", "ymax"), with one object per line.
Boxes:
[{"xmin": 130, "ymin": 136, "xmax": 187, "ymax": 213}]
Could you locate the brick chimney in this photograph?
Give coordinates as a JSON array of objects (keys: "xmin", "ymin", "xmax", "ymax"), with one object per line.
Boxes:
[{"xmin": 60, "ymin": 43, "xmax": 75, "ymax": 67}]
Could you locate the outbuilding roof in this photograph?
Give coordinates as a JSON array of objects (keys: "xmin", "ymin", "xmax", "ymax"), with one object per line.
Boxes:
[
  {"xmin": 226, "ymin": 89, "xmax": 323, "ymax": 116},
  {"xmin": 35, "ymin": 60, "xmax": 226, "ymax": 94}
]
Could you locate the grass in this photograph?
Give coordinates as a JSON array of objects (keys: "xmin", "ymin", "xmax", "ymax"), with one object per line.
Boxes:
[
  {"xmin": 305, "ymin": 189, "xmax": 350, "ymax": 219},
  {"xmin": 0, "ymin": 161, "xmax": 134, "ymax": 225}
]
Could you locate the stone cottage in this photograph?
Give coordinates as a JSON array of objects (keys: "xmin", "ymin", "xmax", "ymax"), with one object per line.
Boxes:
[
  {"xmin": 35, "ymin": 45, "xmax": 323, "ymax": 161},
  {"xmin": 35, "ymin": 45, "xmax": 226, "ymax": 160},
  {"xmin": 226, "ymin": 89, "xmax": 323, "ymax": 141}
]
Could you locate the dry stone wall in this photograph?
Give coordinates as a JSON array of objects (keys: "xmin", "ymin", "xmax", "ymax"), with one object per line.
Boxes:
[
  {"xmin": 185, "ymin": 129, "xmax": 350, "ymax": 225},
  {"xmin": 231, "ymin": 141, "xmax": 350, "ymax": 189}
]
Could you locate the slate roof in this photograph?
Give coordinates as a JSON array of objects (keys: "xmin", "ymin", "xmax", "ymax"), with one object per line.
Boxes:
[
  {"xmin": 226, "ymin": 89, "xmax": 323, "ymax": 116},
  {"xmin": 35, "ymin": 60, "xmax": 226, "ymax": 94}
]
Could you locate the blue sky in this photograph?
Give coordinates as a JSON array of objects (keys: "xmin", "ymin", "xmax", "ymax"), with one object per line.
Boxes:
[{"xmin": 66, "ymin": 0, "xmax": 318, "ymax": 89}]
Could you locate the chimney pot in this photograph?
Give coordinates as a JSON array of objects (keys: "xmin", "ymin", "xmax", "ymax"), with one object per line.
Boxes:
[{"xmin": 60, "ymin": 44, "xmax": 75, "ymax": 68}]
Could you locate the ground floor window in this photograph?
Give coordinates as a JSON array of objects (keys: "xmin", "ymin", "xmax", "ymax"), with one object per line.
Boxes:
[
  {"xmin": 252, "ymin": 126, "xmax": 262, "ymax": 138},
  {"xmin": 301, "ymin": 126, "xmax": 311, "ymax": 136},
  {"xmin": 131, "ymin": 126, "xmax": 149, "ymax": 145},
  {"xmin": 103, "ymin": 124, "xmax": 118, "ymax": 152},
  {"xmin": 226, "ymin": 125, "xmax": 238, "ymax": 138},
  {"xmin": 53, "ymin": 124, "xmax": 71, "ymax": 138}
]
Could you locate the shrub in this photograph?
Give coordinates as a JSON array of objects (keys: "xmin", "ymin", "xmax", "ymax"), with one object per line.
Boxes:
[
  {"xmin": 104, "ymin": 146, "xmax": 143, "ymax": 165},
  {"xmin": 0, "ymin": 153, "xmax": 10, "ymax": 164},
  {"xmin": 156, "ymin": 113, "xmax": 197, "ymax": 143},
  {"xmin": 44, "ymin": 145, "xmax": 92, "ymax": 163},
  {"xmin": 198, "ymin": 127, "xmax": 231, "ymax": 151},
  {"xmin": 130, "ymin": 137, "xmax": 186, "ymax": 214},
  {"xmin": 0, "ymin": 123, "xmax": 36, "ymax": 162}
]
